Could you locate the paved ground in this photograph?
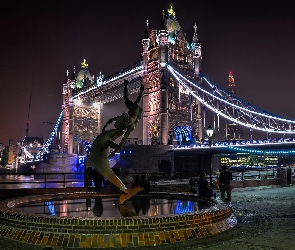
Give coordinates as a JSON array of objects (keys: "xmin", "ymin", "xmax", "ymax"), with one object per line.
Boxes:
[{"xmin": 1, "ymin": 186, "xmax": 295, "ymax": 250}]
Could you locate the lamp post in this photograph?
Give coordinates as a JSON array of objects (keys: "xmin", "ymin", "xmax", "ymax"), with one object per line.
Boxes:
[{"xmin": 206, "ymin": 124, "xmax": 214, "ymax": 187}]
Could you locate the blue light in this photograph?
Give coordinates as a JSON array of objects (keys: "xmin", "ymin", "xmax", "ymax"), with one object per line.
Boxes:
[
  {"xmin": 228, "ymin": 145, "xmax": 295, "ymax": 155},
  {"xmin": 45, "ymin": 201, "xmax": 56, "ymax": 216},
  {"xmin": 175, "ymin": 200, "xmax": 194, "ymax": 214}
]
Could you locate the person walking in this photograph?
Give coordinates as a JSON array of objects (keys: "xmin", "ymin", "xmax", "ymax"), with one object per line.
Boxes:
[{"xmin": 219, "ymin": 165, "xmax": 233, "ymax": 202}]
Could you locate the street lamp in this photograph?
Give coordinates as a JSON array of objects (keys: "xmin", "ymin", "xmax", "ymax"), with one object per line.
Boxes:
[{"xmin": 206, "ymin": 124, "xmax": 214, "ymax": 187}]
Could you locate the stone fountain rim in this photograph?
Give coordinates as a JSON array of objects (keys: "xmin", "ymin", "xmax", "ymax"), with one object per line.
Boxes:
[{"xmin": 0, "ymin": 191, "xmax": 229, "ymax": 220}]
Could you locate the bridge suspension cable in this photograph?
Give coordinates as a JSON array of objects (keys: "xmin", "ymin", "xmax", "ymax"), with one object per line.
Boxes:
[
  {"xmin": 72, "ymin": 63, "xmax": 143, "ymax": 100},
  {"xmin": 166, "ymin": 64, "xmax": 295, "ymax": 134},
  {"xmin": 34, "ymin": 111, "xmax": 63, "ymax": 161}
]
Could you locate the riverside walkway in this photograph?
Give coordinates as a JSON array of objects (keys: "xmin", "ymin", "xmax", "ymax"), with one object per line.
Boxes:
[{"xmin": 0, "ymin": 186, "xmax": 294, "ymax": 250}]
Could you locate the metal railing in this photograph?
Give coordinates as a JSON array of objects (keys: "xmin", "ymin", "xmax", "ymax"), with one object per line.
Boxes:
[{"xmin": 0, "ymin": 168, "xmax": 279, "ymax": 189}]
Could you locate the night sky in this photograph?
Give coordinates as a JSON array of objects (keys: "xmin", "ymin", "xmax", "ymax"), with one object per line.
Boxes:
[{"xmin": 1, "ymin": 0, "xmax": 295, "ymax": 145}]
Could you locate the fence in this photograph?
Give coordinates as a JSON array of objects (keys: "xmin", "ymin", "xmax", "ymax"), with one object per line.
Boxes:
[{"xmin": 0, "ymin": 168, "xmax": 280, "ymax": 189}]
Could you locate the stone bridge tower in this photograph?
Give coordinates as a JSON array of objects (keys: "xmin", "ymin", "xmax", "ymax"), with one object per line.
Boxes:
[
  {"xmin": 62, "ymin": 60, "xmax": 103, "ymax": 154},
  {"xmin": 142, "ymin": 5, "xmax": 202, "ymax": 145}
]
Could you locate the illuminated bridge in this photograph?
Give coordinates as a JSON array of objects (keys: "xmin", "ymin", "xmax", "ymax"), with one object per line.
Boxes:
[{"xmin": 33, "ymin": 5, "xmax": 295, "ymax": 162}]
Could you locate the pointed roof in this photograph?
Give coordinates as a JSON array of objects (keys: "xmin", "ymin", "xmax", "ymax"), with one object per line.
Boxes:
[
  {"xmin": 165, "ymin": 4, "xmax": 181, "ymax": 36},
  {"xmin": 76, "ymin": 59, "xmax": 93, "ymax": 88},
  {"xmin": 159, "ymin": 10, "xmax": 166, "ymax": 30},
  {"xmin": 71, "ymin": 66, "xmax": 76, "ymax": 81},
  {"xmin": 143, "ymin": 20, "xmax": 149, "ymax": 39},
  {"xmin": 64, "ymin": 70, "xmax": 69, "ymax": 84},
  {"xmin": 193, "ymin": 24, "xmax": 199, "ymax": 43},
  {"xmin": 167, "ymin": 4, "xmax": 176, "ymax": 20}
]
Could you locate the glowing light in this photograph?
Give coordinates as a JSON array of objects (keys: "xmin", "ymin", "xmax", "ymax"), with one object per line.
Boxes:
[
  {"xmin": 93, "ymin": 102, "xmax": 101, "ymax": 110},
  {"xmin": 228, "ymin": 145, "xmax": 295, "ymax": 155},
  {"xmin": 174, "ymin": 126, "xmax": 192, "ymax": 142},
  {"xmin": 81, "ymin": 59, "xmax": 88, "ymax": 69},
  {"xmin": 34, "ymin": 111, "xmax": 63, "ymax": 160},
  {"xmin": 167, "ymin": 64, "xmax": 295, "ymax": 134},
  {"xmin": 96, "ymin": 72, "xmax": 104, "ymax": 87},
  {"xmin": 167, "ymin": 4, "xmax": 176, "ymax": 17},
  {"xmin": 75, "ymin": 98, "xmax": 82, "ymax": 106},
  {"xmin": 72, "ymin": 65, "xmax": 143, "ymax": 100}
]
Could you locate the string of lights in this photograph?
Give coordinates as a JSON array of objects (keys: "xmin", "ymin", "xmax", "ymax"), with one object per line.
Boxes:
[
  {"xmin": 167, "ymin": 64, "xmax": 295, "ymax": 133},
  {"xmin": 34, "ymin": 111, "xmax": 63, "ymax": 160},
  {"xmin": 72, "ymin": 65, "xmax": 143, "ymax": 100},
  {"xmin": 227, "ymin": 145, "xmax": 295, "ymax": 155},
  {"xmin": 170, "ymin": 64, "xmax": 295, "ymax": 123}
]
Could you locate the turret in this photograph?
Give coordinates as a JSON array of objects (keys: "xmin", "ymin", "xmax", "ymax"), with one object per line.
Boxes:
[
  {"xmin": 62, "ymin": 69, "xmax": 72, "ymax": 151},
  {"xmin": 158, "ymin": 10, "xmax": 168, "ymax": 68},
  {"xmin": 227, "ymin": 71, "xmax": 236, "ymax": 94},
  {"xmin": 142, "ymin": 20, "xmax": 150, "ymax": 76},
  {"xmin": 70, "ymin": 66, "xmax": 76, "ymax": 89},
  {"xmin": 192, "ymin": 24, "xmax": 202, "ymax": 77}
]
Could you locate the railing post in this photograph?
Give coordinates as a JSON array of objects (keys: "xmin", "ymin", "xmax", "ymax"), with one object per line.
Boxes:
[
  {"xmin": 44, "ymin": 173, "xmax": 47, "ymax": 188},
  {"xmin": 273, "ymin": 168, "xmax": 275, "ymax": 178},
  {"xmin": 153, "ymin": 172, "xmax": 156, "ymax": 184},
  {"xmin": 63, "ymin": 174, "xmax": 66, "ymax": 188},
  {"xmin": 258, "ymin": 169, "xmax": 261, "ymax": 179},
  {"xmin": 180, "ymin": 171, "xmax": 182, "ymax": 183},
  {"xmin": 242, "ymin": 170, "xmax": 244, "ymax": 180}
]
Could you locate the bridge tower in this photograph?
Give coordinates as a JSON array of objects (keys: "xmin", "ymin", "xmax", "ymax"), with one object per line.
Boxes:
[
  {"xmin": 225, "ymin": 71, "xmax": 244, "ymax": 140},
  {"xmin": 61, "ymin": 60, "xmax": 102, "ymax": 154},
  {"xmin": 61, "ymin": 71, "xmax": 72, "ymax": 152},
  {"xmin": 142, "ymin": 5, "xmax": 202, "ymax": 145}
]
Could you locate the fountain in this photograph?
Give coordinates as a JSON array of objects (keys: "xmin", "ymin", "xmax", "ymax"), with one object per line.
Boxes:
[
  {"xmin": 0, "ymin": 192, "xmax": 235, "ymax": 248},
  {"xmin": 0, "ymin": 80, "xmax": 236, "ymax": 248}
]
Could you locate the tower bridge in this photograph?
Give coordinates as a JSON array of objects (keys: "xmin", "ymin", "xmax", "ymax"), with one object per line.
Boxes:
[{"xmin": 33, "ymin": 5, "xmax": 295, "ymax": 163}]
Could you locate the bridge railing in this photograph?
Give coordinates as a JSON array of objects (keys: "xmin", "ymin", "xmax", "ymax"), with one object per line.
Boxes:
[{"xmin": 0, "ymin": 168, "xmax": 279, "ymax": 189}]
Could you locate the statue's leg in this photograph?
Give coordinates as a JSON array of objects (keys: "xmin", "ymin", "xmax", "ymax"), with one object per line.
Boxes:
[
  {"xmin": 119, "ymin": 186, "xmax": 144, "ymax": 204},
  {"xmin": 94, "ymin": 160, "xmax": 127, "ymax": 193}
]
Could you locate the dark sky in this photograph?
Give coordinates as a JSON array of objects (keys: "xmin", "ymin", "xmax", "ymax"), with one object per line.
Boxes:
[{"xmin": 1, "ymin": 0, "xmax": 295, "ymax": 145}]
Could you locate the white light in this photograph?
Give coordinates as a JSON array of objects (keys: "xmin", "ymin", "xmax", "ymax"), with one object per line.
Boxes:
[{"xmin": 167, "ymin": 64, "xmax": 295, "ymax": 134}]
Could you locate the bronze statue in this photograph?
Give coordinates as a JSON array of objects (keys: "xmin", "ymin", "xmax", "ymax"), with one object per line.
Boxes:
[
  {"xmin": 85, "ymin": 118, "xmax": 128, "ymax": 193},
  {"xmin": 103, "ymin": 80, "xmax": 144, "ymax": 154},
  {"xmin": 85, "ymin": 80, "xmax": 144, "ymax": 203},
  {"xmin": 119, "ymin": 80, "xmax": 144, "ymax": 147}
]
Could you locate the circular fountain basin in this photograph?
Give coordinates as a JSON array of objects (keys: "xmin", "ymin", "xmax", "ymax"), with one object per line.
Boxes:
[{"xmin": 0, "ymin": 192, "xmax": 236, "ymax": 248}]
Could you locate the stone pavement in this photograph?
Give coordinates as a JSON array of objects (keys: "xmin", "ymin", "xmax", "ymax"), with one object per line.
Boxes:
[{"xmin": 0, "ymin": 186, "xmax": 295, "ymax": 250}]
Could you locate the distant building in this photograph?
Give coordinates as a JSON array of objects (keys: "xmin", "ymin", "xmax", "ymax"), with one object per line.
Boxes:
[
  {"xmin": 225, "ymin": 72, "xmax": 244, "ymax": 140},
  {"xmin": 0, "ymin": 142, "xmax": 4, "ymax": 151},
  {"xmin": 7, "ymin": 139, "xmax": 16, "ymax": 165},
  {"xmin": 0, "ymin": 142, "xmax": 5, "ymax": 167},
  {"xmin": 17, "ymin": 137, "xmax": 44, "ymax": 163}
]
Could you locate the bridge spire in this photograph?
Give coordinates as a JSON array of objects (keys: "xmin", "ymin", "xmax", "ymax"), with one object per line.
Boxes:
[
  {"xmin": 159, "ymin": 10, "xmax": 166, "ymax": 30},
  {"xmin": 81, "ymin": 59, "xmax": 88, "ymax": 69},
  {"xmin": 143, "ymin": 19, "xmax": 149, "ymax": 39},
  {"xmin": 70, "ymin": 66, "xmax": 76, "ymax": 81},
  {"xmin": 227, "ymin": 71, "xmax": 235, "ymax": 94},
  {"xmin": 193, "ymin": 23, "xmax": 198, "ymax": 42},
  {"xmin": 167, "ymin": 3, "xmax": 176, "ymax": 18}
]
